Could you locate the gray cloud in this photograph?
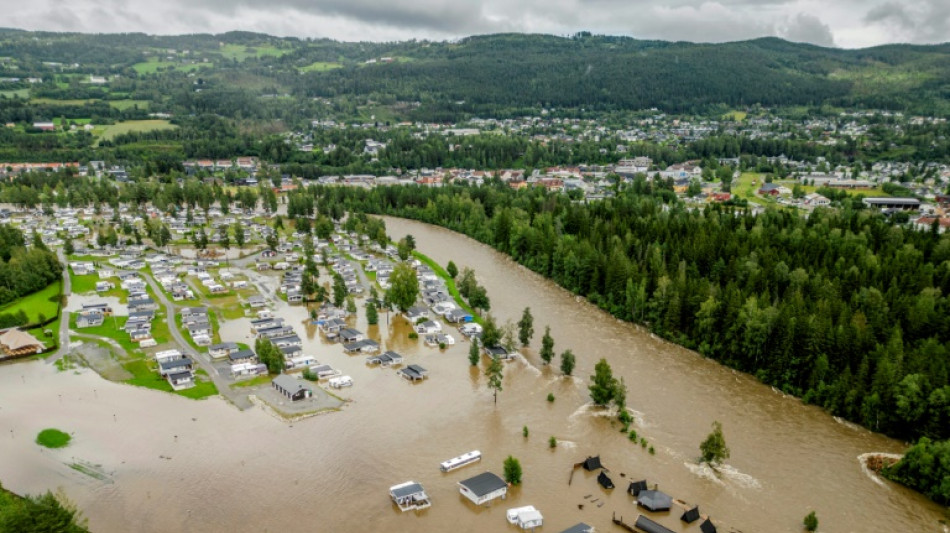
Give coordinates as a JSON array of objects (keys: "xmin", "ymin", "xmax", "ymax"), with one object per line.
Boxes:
[
  {"xmin": 864, "ymin": 0, "xmax": 950, "ymax": 43},
  {"xmin": 780, "ymin": 13, "xmax": 835, "ymax": 47},
  {"xmin": 1, "ymin": 0, "xmax": 949, "ymax": 48}
]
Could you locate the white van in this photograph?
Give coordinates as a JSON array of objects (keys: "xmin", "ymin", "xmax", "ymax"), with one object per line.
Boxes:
[{"xmin": 328, "ymin": 375, "xmax": 353, "ymax": 389}]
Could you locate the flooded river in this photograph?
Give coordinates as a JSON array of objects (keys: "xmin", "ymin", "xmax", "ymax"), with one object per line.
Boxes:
[{"xmin": 1, "ymin": 217, "xmax": 947, "ymax": 533}]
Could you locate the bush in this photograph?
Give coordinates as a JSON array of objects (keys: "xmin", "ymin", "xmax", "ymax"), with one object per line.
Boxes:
[
  {"xmin": 546, "ymin": 393, "xmax": 555, "ymax": 402},
  {"xmin": 36, "ymin": 428, "xmax": 71, "ymax": 449},
  {"xmin": 648, "ymin": 446, "xmax": 655, "ymax": 455},
  {"xmin": 439, "ymin": 342, "xmax": 446, "ymax": 349},
  {"xmin": 302, "ymin": 368, "xmax": 317, "ymax": 381},
  {"xmin": 522, "ymin": 425, "xmax": 529, "ymax": 438},
  {"xmin": 803, "ymin": 511, "xmax": 818, "ymax": 532},
  {"xmin": 549, "ymin": 436, "xmax": 557, "ymax": 448},
  {"xmin": 408, "ymin": 332, "xmax": 418, "ymax": 339},
  {"xmin": 629, "ymin": 430, "xmax": 638, "ymax": 441}
]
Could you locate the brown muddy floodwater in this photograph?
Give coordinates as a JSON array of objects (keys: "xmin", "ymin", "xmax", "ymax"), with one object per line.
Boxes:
[{"xmin": 1, "ymin": 216, "xmax": 947, "ymax": 533}]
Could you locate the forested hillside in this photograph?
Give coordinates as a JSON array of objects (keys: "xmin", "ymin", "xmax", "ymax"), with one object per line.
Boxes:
[
  {"xmin": 300, "ymin": 182, "xmax": 950, "ymax": 444},
  {"xmin": 1, "ymin": 30, "xmax": 949, "ymax": 123}
]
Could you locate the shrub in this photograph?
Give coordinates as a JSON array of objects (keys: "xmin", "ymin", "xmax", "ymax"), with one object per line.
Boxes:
[
  {"xmin": 804, "ymin": 511, "xmax": 818, "ymax": 532},
  {"xmin": 546, "ymin": 393, "xmax": 555, "ymax": 402},
  {"xmin": 549, "ymin": 436, "xmax": 557, "ymax": 448},
  {"xmin": 522, "ymin": 425, "xmax": 529, "ymax": 438},
  {"xmin": 408, "ymin": 332, "xmax": 418, "ymax": 339}
]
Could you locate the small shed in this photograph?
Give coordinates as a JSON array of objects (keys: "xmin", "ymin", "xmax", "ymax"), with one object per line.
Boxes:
[
  {"xmin": 597, "ymin": 471, "xmax": 614, "ymax": 490},
  {"xmin": 700, "ymin": 519, "xmax": 717, "ymax": 533},
  {"xmin": 582, "ymin": 456, "xmax": 602, "ymax": 471},
  {"xmin": 681, "ymin": 506, "xmax": 701, "ymax": 523},
  {"xmin": 637, "ymin": 489, "xmax": 672, "ymax": 512},
  {"xmin": 628, "ymin": 479, "xmax": 648, "ymax": 496}
]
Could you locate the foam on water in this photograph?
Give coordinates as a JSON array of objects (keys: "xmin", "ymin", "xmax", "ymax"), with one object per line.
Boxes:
[{"xmin": 684, "ymin": 462, "xmax": 762, "ymax": 491}]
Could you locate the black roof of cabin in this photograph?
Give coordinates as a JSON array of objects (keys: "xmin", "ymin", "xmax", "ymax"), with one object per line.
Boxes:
[
  {"xmin": 582, "ymin": 456, "xmax": 602, "ymax": 471},
  {"xmin": 597, "ymin": 471, "xmax": 614, "ymax": 489},
  {"xmin": 458, "ymin": 472, "xmax": 506, "ymax": 497},
  {"xmin": 681, "ymin": 506, "xmax": 701, "ymax": 523},
  {"xmin": 628, "ymin": 479, "xmax": 648, "ymax": 496},
  {"xmin": 700, "ymin": 519, "xmax": 717, "ymax": 533},
  {"xmin": 167, "ymin": 371, "xmax": 192, "ymax": 381}
]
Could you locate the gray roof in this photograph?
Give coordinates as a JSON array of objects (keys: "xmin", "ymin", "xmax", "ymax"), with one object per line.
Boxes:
[
  {"xmin": 390, "ymin": 482, "xmax": 425, "ymax": 499},
  {"xmin": 559, "ymin": 524, "xmax": 594, "ymax": 533},
  {"xmin": 210, "ymin": 342, "xmax": 238, "ymax": 351},
  {"xmin": 272, "ymin": 374, "xmax": 309, "ymax": 393},
  {"xmin": 638, "ymin": 490, "xmax": 672, "ymax": 511},
  {"xmin": 635, "ymin": 516, "xmax": 675, "ymax": 533},
  {"xmin": 459, "ymin": 472, "xmax": 506, "ymax": 497},
  {"xmin": 160, "ymin": 358, "xmax": 193, "ymax": 371},
  {"xmin": 229, "ymin": 349, "xmax": 256, "ymax": 361}
]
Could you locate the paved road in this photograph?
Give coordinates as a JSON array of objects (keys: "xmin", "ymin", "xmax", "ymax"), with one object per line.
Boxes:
[
  {"xmin": 48, "ymin": 249, "xmax": 72, "ymax": 363},
  {"xmin": 143, "ymin": 272, "xmax": 254, "ymax": 410}
]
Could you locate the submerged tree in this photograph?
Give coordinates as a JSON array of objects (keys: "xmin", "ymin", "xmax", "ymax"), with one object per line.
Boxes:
[
  {"xmin": 699, "ymin": 421, "xmax": 730, "ymax": 466},
  {"xmin": 469, "ymin": 337, "xmax": 480, "ymax": 366},
  {"xmin": 486, "ymin": 356, "xmax": 504, "ymax": 404},
  {"xmin": 589, "ymin": 358, "xmax": 617, "ymax": 406},
  {"xmin": 539, "ymin": 326, "xmax": 554, "ymax": 364},
  {"xmin": 518, "ymin": 307, "xmax": 534, "ymax": 347},
  {"xmin": 503, "ymin": 455, "xmax": 522, "ymax": 485},
  {"xmin": 560, "ymin": 349, "xmax": 576, "ymax": 376},
  {"xmin": 386, "ymin": 262, "xmax": 419, "ymax": 312}
]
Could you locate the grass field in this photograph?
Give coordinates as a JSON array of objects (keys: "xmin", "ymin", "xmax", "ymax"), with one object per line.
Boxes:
[
  {"xmin": 122, "ymin": 357, "xmax": 218, "ymax": 399},
  {"xmin": 298, "ymin": 61, "xmax": 343, "ymax": 73},
  {"xmin": 35, "ymin": 428, "xmax": 71, "ymax": 448},
  {"xmin": 0, "ymin": 281, "xmax": 61, "ymax": 323},
  {"xmin": 723, "ymin": 110, "xmax": 748, "ymax": 121},
  {"xmin": 0, "ymin": 88, "xmax": 29, "ymax": 99},
  {"xmin": 411, "ymin": 250, "xmax": 482, "ymax": 324},
  {"xmin": 219, "ymin": 44, "xmax": 289, "ymax": 61},
  {"xmin": 95, "ymin": 120, "xmax": 177, "ymax": 143}
]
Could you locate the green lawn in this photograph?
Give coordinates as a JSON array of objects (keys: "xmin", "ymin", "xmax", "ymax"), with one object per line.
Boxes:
[
  {"xmin": 229, "ymin": 374, "xmax": 272, "ymax": 389},
  {"xmin": 298, "ymin": 61, "xmax": 342, "ymax": 73},
  {"xmin": 0, "ymin": 280, "xmax": 61, "ymax": 323},
  {"xmin": 122, "ymin": 357, "xmax": 218, "ymax": 399},
  {"xmin": 70, "ymin": 273, "xmax": 100, "ymax": 294},
  {"xmin": 71, "ymin": 313, "xmax": 139, "ymax": 354},
  {"xmin": 95, "ymin": 120, "xmax": 177, "ymax": 143}
]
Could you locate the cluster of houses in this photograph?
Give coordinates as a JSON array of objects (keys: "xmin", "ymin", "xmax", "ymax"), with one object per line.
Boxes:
[
  {"xmin": 154, "ymin": 349, "xmax": 195, "ymax": 389},
  {"xmin": 180, "ymin": 306, "xmax": 214, "ymax": 347}
]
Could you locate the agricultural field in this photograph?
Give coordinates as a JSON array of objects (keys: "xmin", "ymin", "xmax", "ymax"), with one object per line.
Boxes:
[
  {"xmin": 95, "ymin": 119, "xmax": 177, "ymax": 143},
  {"xmin": 219, "ymin": 44, "xmax": 290, "ymax": 61},
  {"xmin": 30, "ymin": 97, "xmax": 98, "ymax": 106},
  {"xmin": 298, "ymin": 61, "xmax": 343, "ymax": 73}
]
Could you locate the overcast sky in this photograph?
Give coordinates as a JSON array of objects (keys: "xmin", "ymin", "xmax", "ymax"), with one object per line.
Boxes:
[{"xmin": 2, "ymin": 0, "xmax": 948, "ymax": 49}]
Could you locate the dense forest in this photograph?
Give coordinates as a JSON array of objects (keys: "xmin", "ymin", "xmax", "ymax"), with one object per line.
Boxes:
[{"xmin": 0, "ymin": 225, "xmax": 62, "ymax": 306}]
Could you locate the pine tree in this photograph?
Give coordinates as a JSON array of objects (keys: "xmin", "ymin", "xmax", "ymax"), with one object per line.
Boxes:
[{"xmin": 540, "ymin": 326, "xmax": 554, "ymax": 364}]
